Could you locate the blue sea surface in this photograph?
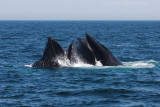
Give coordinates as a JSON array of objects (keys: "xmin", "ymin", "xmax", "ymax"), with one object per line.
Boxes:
[{"xmin": 0, "ymin": 21, "xmax": 160, "ymax": 106}]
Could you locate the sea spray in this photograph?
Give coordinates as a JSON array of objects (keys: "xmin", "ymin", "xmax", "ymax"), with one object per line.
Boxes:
[{"xmin": 25, "ymin": 60, "xmax": 156, "ymax": 69}]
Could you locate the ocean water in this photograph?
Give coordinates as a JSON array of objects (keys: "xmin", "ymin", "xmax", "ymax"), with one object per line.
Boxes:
[{"xmin": 0, "ymin": 21, "xmax": 160, "ymax": 106}]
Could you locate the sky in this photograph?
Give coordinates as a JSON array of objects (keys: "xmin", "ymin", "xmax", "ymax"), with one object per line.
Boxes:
[{"xmin": 0, "ymin": 0, "xmax": 160, "ymax": 20}]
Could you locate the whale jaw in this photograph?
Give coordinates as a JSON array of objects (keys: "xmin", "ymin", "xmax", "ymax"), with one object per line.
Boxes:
[
  {"xmin": 32, "ymin": 34, "xmax": 122, "ymax": 68},
  {"xmin": 32, "ymin": 37, "xmax": 64, "ymax": 68},
  {"xmin": 86, "ymin": 33, "xmax": 122, "ymax": 66}
]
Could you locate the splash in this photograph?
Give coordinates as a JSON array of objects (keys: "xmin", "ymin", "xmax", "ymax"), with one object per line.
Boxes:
[
  {"xmin": 25, "ymin": 60, "xmax": 156, "ymax": 69},
  {"xmin": 24, "ymin": 64, "xmax": 32, "ymax": 67},
  {"xmin": 57, "ymin": 56, "xmax": 94, "ymax": 68},
  {"xmin": 122, "ymin": 60, "xmax": 156, "ymax": 68}
]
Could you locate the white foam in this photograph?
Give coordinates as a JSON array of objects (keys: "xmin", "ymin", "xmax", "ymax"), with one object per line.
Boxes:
[
  {"xmin": 95, "ymin": 60, "xmax": 103, "ymax": 66},
  {"xmin": 24, "ymin": 64, "xmax": 32, "ymax": 67},
  {"xmin": 25, "ymin": 60, "xmax": 156, "ymax": 69},
  {"xmin": 57, "ymin": 56, "xmax": 94, "ymax": 68},
  {"xmin": 65, "ymin": 60, "xmax": 156, "ymax": 69},
  {"xmin": 57, "ymin": 56, "xmax": 70, "ymax": 67},
  {"xmin": 122, "ymin": 60, "xmax": 156, "ymax": 68}
]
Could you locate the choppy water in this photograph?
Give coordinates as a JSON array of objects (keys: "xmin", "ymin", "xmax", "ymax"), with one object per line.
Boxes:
[{"xmin": 0, "ymin": 21, "xmax": 160, "ymax": 106}]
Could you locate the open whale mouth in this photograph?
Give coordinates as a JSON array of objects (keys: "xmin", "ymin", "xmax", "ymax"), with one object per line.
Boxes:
[{"xmin": 31, "ymin": 34, "xmax": 123, "ymax": 68}]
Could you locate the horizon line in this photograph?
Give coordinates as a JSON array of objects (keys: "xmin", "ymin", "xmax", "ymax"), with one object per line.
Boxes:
[{"xmin": 0, "ymin": 19, "xmax": 160, "ymax": 21}]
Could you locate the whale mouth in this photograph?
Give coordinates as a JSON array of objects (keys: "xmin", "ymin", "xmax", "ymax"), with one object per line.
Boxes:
[
  {"xmin": 25, "ymin": 60, "xmax": 156, "ymax": 69},
  {"xmin": 31, "ymin": 34, "xmax": 125, "ymax": 68}
]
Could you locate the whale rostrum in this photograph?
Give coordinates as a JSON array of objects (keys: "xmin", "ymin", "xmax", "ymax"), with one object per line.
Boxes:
[
  {"xmin": 32, "ymin": 37, "xmax": 64, "ymax": 68},
  {"xmin": 32, "ymin": 34, "xmax": 122, "ymax": 68}
]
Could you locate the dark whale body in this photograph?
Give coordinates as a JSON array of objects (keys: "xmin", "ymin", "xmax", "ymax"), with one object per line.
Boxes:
[
  {"xmin": 66, "ymin": 38, "xmax": 96, "ymax": 65},
  {"xmin": 86, "ymin": 33, "xmax": 122, "ymax": 66},
  {"xmin": 76, "ymin": 38, "xmax": 96, "ymax": 65},
  {"xmin": 32, "ymin": 34, "xmax": 122, "ymax": 68},
  {"xmin": 66, "ymin": 41, "xmax": 78, "ymax": 64},
  {"xmin": 32, "ymin": 37, "xmax": 64, "ymax": 68}
]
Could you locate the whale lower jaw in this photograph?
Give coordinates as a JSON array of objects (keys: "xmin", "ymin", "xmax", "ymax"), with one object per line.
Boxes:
[{"xmin": 32, "ymin": 34, "xmax": 122, "ymax": 68}]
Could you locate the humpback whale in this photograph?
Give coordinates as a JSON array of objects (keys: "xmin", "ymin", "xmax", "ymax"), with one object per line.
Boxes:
[
  {"xmin": 66, "ymin": 38, "xmax": 96, "ymax": 65},
  {"xmin": 32, "ymin": 37, "xmax": 64, "ymax": 68},
  {"xmin": 86, "ymin": 33, "xmax": 122, "ymax": 66},
  {"xmin": 32, "ymin": 34, "xmax": 122, "ymax": 68},
  {"xmin": 66, "ymin": 41, "xmax": 78, "ymax": 64},
  {"xmin": 76, "ymin": 38, "xmax": 96, "ymax": 65}
]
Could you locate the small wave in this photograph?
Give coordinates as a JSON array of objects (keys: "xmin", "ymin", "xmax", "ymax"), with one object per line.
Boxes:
[
  {"xmin": 66, "ymin": 60, "xmax": 156, "ymax": 69},
  {"xmin": 122, "ymin": 60, "xmax": 156, "ymax": 68},
  {"xmin": 24, "ymin": 64, "xmax": 32, "ymax": 67}
]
